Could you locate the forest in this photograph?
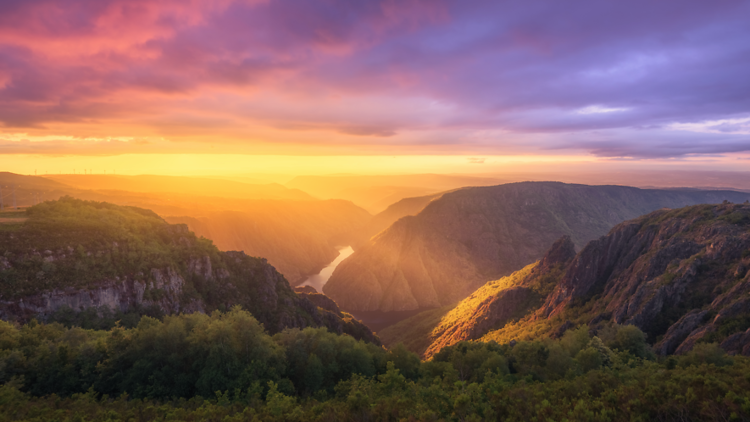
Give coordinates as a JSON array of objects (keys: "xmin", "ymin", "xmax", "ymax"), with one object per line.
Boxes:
[{"xmin": 1, "ymin": 307, "xmax": 749, "ymax": 421}]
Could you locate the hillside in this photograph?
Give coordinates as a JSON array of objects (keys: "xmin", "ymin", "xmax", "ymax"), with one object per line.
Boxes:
[
  {"xmin": 359, "ymin": 192, "xmax": 446, "ymax": 244},
  {"xmin": 45, "ymin": 174, "xmax": 314, "ymax": 201},
  {"xmin": 0, "ymin": 197, "xmax": 377, "ymax": 342},
  {"xmin": 533, "ymin": 202, "xmax": 750, "ymax": 355},
  {"xmin": 379, "ymin": 236, "xmax": 576, "ymax": 357},
  {"xmin": 325, "ymin": 182, "xmax": 750, "ymax": 312},
  {"xmin": 0, "ymin": 172, "xmax": 74, "ymax": 208},
  {"xmin": 164, "ymin": 200, "xmax": 372, "ymax": 284},
  {"xmin": 285, "ymin": 173, "xmax": 505, "ymax": 213},
  {"xmin": 387, "ymin": 203, "xmax": 750, "ymax": 358}
]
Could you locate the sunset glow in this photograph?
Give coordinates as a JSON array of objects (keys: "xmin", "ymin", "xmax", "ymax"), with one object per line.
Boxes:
[
  {"xmin": 1, "ymin": 0, "xmax": 750, "ymax": 175},
  {"xmin": 4, "ymin": 3, "xmax": 750, "ymax": 416}
]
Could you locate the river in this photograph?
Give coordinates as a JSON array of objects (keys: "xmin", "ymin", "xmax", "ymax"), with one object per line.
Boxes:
[
  {"xmin": 298, "ymin": 245, "xmax": 422, "ymax": 333},
  {"xmin": 298, "ymin": 246, "xmax": 354, "ymax": 293}
]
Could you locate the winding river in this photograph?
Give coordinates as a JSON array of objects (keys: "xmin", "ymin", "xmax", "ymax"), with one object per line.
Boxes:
[
  {"xmin": 298, "ymin": 245, "xmax": 421, "ymax": 332},
  {"xmin": 298, "ymin": 246, "xmax": 354, "ymax": 293}
]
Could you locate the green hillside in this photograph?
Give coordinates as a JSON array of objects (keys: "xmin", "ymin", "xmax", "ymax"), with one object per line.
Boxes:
[{"xmin": 0, "ymin": 197, "xmax": 377, "ymax": 342}]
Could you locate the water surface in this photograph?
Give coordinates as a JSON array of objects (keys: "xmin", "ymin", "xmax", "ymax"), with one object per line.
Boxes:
[{"xmin": 298, "ymin": 246, "xmax": 354, "ymax": 292}]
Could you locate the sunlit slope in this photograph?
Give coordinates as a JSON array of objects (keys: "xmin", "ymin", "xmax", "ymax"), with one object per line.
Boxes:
[
  {"xmin": 379, "ymin": 266, "xmax": 536, "ymax": 357},
  {"xmin": 379, "ymin": 236, "xmax": 575, "ymax": 357},
  {"xmin": 165, "ymin": 199, "xmax": 371, "ymax": 284},
  {"xmin": 45, "ymin": 174, "xmax": 313, "ymax": 201},
  {"xmin": 285, "ymin": 174, "xmax": 505, "ymax": 213},
  {"xmin": 325, "ymin": 182, "xmax": 750, "ymax": 312},
  {"xmin": 359, "ymin": 192, "xmax": 447, "ymax": 245},
  {"xmin": 0, "ymin": 172, "xmax": 74, "ymax": 208}
]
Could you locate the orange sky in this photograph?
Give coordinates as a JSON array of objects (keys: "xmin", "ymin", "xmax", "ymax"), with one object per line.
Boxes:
[
  {"xmin": 4, "ymin": 153, "xmax": 750, "ymax": 180},
  {"xmin": 2, "ymin": 1, "xmax": 750, "ymax": 176}
]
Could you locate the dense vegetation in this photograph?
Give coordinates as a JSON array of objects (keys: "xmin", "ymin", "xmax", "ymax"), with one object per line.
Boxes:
[
  {"xmin": 2, "ymin": 308, "xmax": 750, "ymax": 421},
  {"xmin": 0, "ymin": 197, "xmax": 220, "ymax": 300}
]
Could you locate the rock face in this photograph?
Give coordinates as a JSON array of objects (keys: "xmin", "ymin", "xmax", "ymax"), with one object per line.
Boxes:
[
  {"xmin": 720, "ymin": 328, "xmax": 750, "ymax": 356},
  {"xmin": 534, "ymin": 203, "xmax": 750, "ymax": 355},
  {"xmin": 0, "ymin": 265, "xmax": 205, "ymax": 322},
  {"xmin": 326, "ymin": 182, "xmax": 750, "ymax": 312},
  {"xmin": 0, "ymin": 197, "xmax": 379, "ymax": 343},
  {"xmin": 384, "ymin": 204, "xmax": 750, "ymax": 357}
]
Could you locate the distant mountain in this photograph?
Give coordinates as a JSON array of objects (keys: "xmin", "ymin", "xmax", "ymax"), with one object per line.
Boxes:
[
  {"xmin": 359, "ymin": 192, "xmax": 446, "ymax": 245},
  {"xmin": 165, "ymin": 199, "xmax": 371, "ymax": 284},
  {"xmin": 45, "ymin": 174, "xmax": 314, "ymax": 201},
  {"xmin": 325, "ymin": 182, "xmax": 750, "ymax": 312},
  {"xmin": 285, "ymin": 174, "xmax": 505, "ymax": 213},
  {"xmin": 0, "ymin": 197, "xmax": 377, "ymax": 343},
  {"xmin": 384, "ymin": 203, "xmax": 750, "ymax": 358},
  {"xmin": 0, "ymin": 172, "xmax": 73, "ymax": 208}
]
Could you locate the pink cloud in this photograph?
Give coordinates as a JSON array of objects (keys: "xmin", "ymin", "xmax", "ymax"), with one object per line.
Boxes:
[{"xmin": 0, "ymin": 0, "xmax": 749, "ymax": 159}]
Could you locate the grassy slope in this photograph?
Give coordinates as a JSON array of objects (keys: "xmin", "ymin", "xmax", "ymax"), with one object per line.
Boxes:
[{"xmin": 379, "ymin": 263, "xmax": 537, "ymax": 355}]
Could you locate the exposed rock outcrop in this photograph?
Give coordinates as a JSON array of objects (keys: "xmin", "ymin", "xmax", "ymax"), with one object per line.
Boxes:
[
  {"xmin": 720, "ymin": 328, "xmax": 750, "ymax": 356},
  {"xmin": 534, "ymin": 203, "xmax": 750, "ymax": 355},
  {"xmin": 653, "ymin": 310, "xmax": 709, "ymax": 355},
  {"xmin": 0, "ymin": 265, "xmax": 205, "ymax": 323}
]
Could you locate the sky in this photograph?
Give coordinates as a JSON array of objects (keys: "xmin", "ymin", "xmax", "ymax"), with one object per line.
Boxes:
[{"xmin": 1, "ymin": 0, "xmax": 750, "ymax": 175}]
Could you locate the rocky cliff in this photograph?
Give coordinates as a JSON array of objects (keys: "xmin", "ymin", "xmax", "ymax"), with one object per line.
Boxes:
[
  {"xmin": 0, "ymin": 197, "xmax": 378, "ymax": 342},
  {"xmin": 325, "ymin": 182, "xmax": 750, "ymax": 312},
  {"xmin": 535, "ymin": 203, "xmax": 750, "ymax": 355},
  {"xmin": 381, "ymin": 203, "xmax": 750, "ymax": 357}
]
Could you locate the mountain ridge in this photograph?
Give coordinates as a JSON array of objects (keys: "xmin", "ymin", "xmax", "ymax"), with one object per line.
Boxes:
[
  {"xmin": 325, "ymin": 182, "xmax": 750, "ymax": 312},
  {"xmin": 384, "ymin": 203, "xmax": 750, "ymax": 358}
]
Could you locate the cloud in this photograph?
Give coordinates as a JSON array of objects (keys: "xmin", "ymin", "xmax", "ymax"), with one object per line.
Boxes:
[
  {"xmin": 467, "ymin": 157, "xmax": 485, "ymax": 164},
  {"xmin": 0, "ymin": 0, "xmax": 749, "ymax": 158},
  {"xmin": 576, "ymin": 105, "xmax": 630, "ymax": 115},
  {"xmin": 669, "ymin": 116, "xmax": 750, "ymax": 135}
]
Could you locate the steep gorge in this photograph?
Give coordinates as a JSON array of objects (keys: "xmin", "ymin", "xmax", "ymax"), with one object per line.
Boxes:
[
  {"xmin": 165, "ymin": 199, "xmax": 371, "ymax": 285},
  {"xmin": 325, "ymin": 182, "xmax": 750, "ymax": 312}
]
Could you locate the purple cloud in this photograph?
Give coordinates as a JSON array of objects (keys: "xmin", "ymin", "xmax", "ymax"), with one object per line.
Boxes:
[{"xmin": 0, "ymin": 0, "xmax": 749, "ymax": 158}]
